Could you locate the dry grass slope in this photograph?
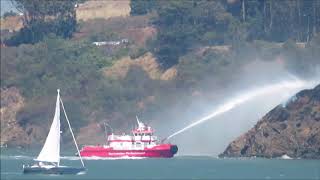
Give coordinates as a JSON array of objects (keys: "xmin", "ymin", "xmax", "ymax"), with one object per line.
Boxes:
[
  {"xmin": 0, "ymin": 16, "xmax": 23, "ymax": 31},
  {"xmin": 103, "ymin": 52, "xmax": 178, "ymax": 81},
  {"xmin": 76, "ymin": 0, "xmax": 131, "ymax": 21}
]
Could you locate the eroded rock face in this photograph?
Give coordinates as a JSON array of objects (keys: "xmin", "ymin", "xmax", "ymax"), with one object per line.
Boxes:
[
  {"xmin": 220, "ymin": 84, "xmax": 320, "ymax": 159},
  {"xmin": 0, "ymin": 87, "xmax": 30, "ymax": 147}
]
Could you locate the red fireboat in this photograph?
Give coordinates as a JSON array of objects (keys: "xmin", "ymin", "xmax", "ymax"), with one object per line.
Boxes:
[{"xmin": 79, "ymin": 117, "xmax": 178, "ymax": 158}]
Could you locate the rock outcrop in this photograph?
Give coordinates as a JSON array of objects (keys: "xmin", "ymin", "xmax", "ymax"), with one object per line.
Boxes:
[
  {"xmin": 0, "ymin": 87, "xmax": 48, "ymax": 147},
  {"xmin": 220, "ymin": 84, "xmax": 320, "ymax": 159},
  {"xmin": 0, "ymin": 87, "xmax": 30, "ymax": 147}
]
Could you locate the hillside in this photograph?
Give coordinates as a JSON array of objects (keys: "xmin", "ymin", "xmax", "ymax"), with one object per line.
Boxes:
[
  {"xmin": 220, "ymin": 84, "xmax": 320, "ymax": 159},
  {"xmin": 1, "ymin": 0, "xmax": 320, "ymax": 148}
]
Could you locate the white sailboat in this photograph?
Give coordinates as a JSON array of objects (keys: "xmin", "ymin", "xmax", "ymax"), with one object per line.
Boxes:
[{"xmin": 23, "ymin": 89, "xmax": 86, "ymax": 175}]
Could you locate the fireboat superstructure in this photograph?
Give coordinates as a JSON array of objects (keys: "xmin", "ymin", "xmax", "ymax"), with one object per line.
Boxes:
[{"xmin": 79, "ymin": 117, "xmax": 178, "ymax": 158}]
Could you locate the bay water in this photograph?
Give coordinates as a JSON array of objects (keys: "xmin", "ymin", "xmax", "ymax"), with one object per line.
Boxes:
[{"xmin": 1, "ymin": 149, "xmax": 319, "ymax": 180}]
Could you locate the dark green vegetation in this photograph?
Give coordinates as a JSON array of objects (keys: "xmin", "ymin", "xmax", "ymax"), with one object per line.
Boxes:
[
  {"xmin": 1, "ymin": 0, "xmax": 320, "ymax": 146},
  {"xmin": 1, "ymin": 37, "xmax": 108, "ymax": 130},
  {"xmin": 131, "ymin": 0, "xmax": 320, "ymax": 68},
  {"xmin": 5, "ymin": 0, "xmax": 84, "ymax": 45},
  {"xmin": 1, "ymin": 10, "xmax": 18, "ymax": 19},
  {"xmin": 0, "ymin": 35, "xmax": 175, "ymax": 134}
]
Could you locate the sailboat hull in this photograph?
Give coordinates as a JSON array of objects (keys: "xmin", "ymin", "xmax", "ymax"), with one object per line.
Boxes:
[{"xmin": 23, "ymin": 166, "xmax": 86, "ymax": 175}]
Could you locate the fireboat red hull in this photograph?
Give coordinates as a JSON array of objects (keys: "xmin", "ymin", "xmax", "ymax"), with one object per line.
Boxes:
[{"xmin": 80, "ymin": 144, "xmax": 178, "ymax": 158}]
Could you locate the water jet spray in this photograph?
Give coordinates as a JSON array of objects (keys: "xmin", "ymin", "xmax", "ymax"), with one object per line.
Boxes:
[{"xmin": 164, "ymin": 79, "xmax": 315, "ymax": 141}]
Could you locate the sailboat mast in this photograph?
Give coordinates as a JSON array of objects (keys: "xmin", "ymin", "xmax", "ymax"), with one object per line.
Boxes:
[{"xmin": 59, "ymin": 96, "xmax": 85, "ymax": 168}]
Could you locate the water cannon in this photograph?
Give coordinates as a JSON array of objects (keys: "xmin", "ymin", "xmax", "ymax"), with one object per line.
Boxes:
[
  {"xmin": 161, "ymin": 137, "xmax": 170, "ymax": 143},
  {"xmin": 136, "ymin": 115, "xmax": 146, "ymax": 129}
]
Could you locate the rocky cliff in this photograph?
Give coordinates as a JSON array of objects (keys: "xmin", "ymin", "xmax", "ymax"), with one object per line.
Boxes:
[
  {"xmin": 0, "ymin": 87, "xmax": 29, "ymax": 147},
  {"xmin": 0, "ymin": 87, "xmax": 49, "ymax": 147},
  {"xmin": 221, "ymin": 84, "xmax": 320, "ymax": 159}
]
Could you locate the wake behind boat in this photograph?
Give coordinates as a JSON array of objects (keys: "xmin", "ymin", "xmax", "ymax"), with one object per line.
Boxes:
[
  {"xmin": 23, "ymin": 89, "xmax": 86, "ymax": 175},
  {"xmin": 23, "ymin": 165, "xmax": 85, "ymax": 175}
]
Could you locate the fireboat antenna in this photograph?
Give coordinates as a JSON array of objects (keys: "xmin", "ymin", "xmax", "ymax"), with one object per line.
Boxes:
[
  {"xmin": 136, "ymin": 115, "xmax": 140, "ymax": 125},
  {"xmin": 104, "ymin": 122, "xmax": 113, "ymax": 135},
  {"xmin": 103, "ymin": 122, "xmax": 108, "ymax": 139}
]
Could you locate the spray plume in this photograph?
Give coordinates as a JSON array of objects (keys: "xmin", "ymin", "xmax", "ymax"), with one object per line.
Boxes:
[{"xmin": 166, "ymin": 79, "xmax": 313, "ymax": 140}]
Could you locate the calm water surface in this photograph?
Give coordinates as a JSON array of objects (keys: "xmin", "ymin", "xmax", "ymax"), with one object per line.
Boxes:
[{"xmin": 1, "ymin": 149, "xmax": 319, "ymax": 180}]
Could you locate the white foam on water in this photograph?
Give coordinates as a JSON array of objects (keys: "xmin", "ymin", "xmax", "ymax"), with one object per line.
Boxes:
[
  {"xmin": 81, "ymin": 156, "xmax": 146, "ymax": 160},
  {"xmin": 1, "ymin": 155, "xmax": 147, "ymax": 161},
  {"xmin": 0, "ymin": 155, "xmax": 33, "ymax": 160},
  {"xmin": 13, "ymin": 155, "xmax": 32, "ymax": 160},
  {"xmin": 1, "ymin": 172, "xmax": 22, "ymax": 175},
  {"xmin": 167, "ymin": 79, "xmax": 317, "ymax": 140},
  {"xmin": 76, "ymin": 171, "xmax": 86, "ymax": 175},
  {"xmin": 60, "ymin": 156, "xmax": 81, "ymax": 160},
  {"xmin": 61, "ymin": 155, "xmax": 146, "ymax": 161},
  {"xmin": 280, "ymin": 154, "xmax": 293, "ymax": 160}
]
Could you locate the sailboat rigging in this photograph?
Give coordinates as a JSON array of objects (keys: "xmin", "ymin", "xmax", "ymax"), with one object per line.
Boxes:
[{"xmin": 23, "ymin": 89, "xmax": 86, "ymax": 175}]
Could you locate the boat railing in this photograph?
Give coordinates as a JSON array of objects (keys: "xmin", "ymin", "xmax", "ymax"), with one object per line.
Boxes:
[{"xmin": 108, "ymin": 135, "xmax": 131, "ymax": 140}]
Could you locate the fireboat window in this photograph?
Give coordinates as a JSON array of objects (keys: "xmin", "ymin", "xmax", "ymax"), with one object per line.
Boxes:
[{"xmin": 136, "ymin": 142, "xmax": 141, "ymax": 147}]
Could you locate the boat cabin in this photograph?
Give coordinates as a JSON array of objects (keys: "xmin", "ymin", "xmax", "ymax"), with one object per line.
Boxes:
[{"xmin": 106, "ymin": 121, "xmax": 158, "ymax": 150}]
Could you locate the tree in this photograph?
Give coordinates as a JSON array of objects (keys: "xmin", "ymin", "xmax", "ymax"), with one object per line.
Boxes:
[
  {"xmin": 151, "ymin": 0, "xmax": 232, "ymax": 68},
  {"xmin": 6, "ymin": 0, "xmax": 82, "ymax": 45},
  {"xmin": 146, "ymin": 0, "xmax": 320, "ymax": 69},
  {"xmin": 11, "ymin": 0, "xmax": 78, "ymax": 25},
  {"xmin": 130, "ymin": 0, "xmax": 156, "ymax": 15},
  {"xmin": 2, "ymin": 10, "xmax": 18, "ymax": 19}
]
